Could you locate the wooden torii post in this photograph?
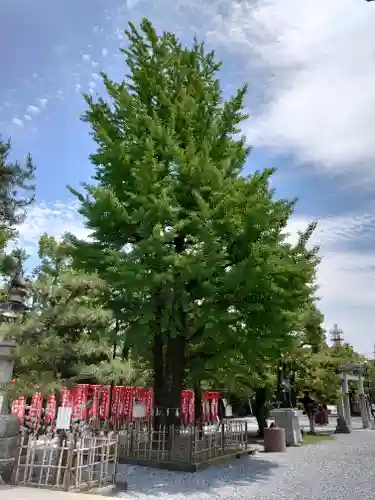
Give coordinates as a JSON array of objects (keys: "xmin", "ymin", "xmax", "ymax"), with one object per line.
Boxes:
[{"xmin": 338, "ymin": 363, "xmax": 370, "ymax": 431}]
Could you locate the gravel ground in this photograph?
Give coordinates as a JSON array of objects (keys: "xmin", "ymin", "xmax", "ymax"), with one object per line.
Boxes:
[{"xmin": 115, "ymin": 423, "xmax": 375, "ymax": 500}]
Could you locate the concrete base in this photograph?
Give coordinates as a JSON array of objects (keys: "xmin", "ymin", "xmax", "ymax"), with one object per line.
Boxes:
[
  {"xmin": 0, "ymin": 414, "xmax": 20, "ymax": 483},
  {"xmin": 335, "ymin": 416, "xmax": 351, "ymax": 434},
  {"xmin": 264, "ymin": 427, "xmax": 286, "ymax": 453},
  {"xmin": 118, "ymin": 449, "xmax": 253, "ymax": 472},
  {"xmin": 269, "ymin": 409, "xmax": 302, "ymax": 446}
]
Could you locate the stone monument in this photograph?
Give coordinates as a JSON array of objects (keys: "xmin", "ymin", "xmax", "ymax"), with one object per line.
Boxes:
[
  {"xmin": 0, "ymin": 340, "xmax": 20, "ymax": 483},
  {"xmin": 269, "ymin": 408, "xmax": 302, "ymax": 446}
]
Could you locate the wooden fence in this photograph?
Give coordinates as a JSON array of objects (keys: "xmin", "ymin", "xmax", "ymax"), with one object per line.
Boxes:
[
  {"xmin": 13, "ymin": 432, "xmax": 118, "ymax": 492},
  {"xmin": 118, "ymin": 419, "xmax": 248, "ymax": 465}
]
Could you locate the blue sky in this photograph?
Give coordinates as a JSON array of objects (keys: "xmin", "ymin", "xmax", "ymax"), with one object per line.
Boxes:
[{"xmin": 2, "ymin": 0, "xmax": 375, "ymax": 356}]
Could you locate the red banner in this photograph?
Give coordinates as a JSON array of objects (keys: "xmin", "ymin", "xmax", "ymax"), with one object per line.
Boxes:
[
  {"xmin": 72, "ymin": 384, "xmax": 88, "ymax": 421},
  {"xmin": 44, "ymin": 395, "xmax": 57, "ymax": 427},
  {"xmin": 89, "ymin": 385, "xmax": 101, "ymax": 422},
  {"xmin": 29, "ymin": 392, "xmax": 43, "ymax": 430},
  {"xmin": 99, "ymin": 385, "xmax": 111, "ymax": 422},
  {"xmin": 12, "ymin": 386, "xmax": 221, "ymax": 427},
  {"xmin": 110, "ymin": 386, "xmax": 122, "ymax": 425},
  {"xmin": 123, "ymin": 386, "xmax": 136, "ymax": 422},
  {"xmin": 60, "ymin": 388, "xmax": 72, "ymax": 408},
  {"xmin": 11, "ymin": 397, "xmax": 26, "ymax": 425}
]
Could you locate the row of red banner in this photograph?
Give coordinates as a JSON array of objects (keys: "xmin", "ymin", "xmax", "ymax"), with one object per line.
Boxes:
[{"xmin": 11, "ymin": 386, "xmax": 220, "ymax": 430}]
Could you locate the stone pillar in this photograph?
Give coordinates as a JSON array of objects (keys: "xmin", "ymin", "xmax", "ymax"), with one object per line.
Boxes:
[
  {"xmin": 342, "ymin": 373, "xmax": 352, "ymax": 429},
  {"xmin": 358, "ymin": 375, "xmax": 370, "ymax": 429},
  {"xmin": 269, "ymin": 408, "xmax": 302, "ymax": 446},
  {"xmin": 335, "ymin": 394, "xmax": 350, "ymax": 434},
  {"xmin": 0, "ymin": 340, "xmax": 20, "ymax": 483}
]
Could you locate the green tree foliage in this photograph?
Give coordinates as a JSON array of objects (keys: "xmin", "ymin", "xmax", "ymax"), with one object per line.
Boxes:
[
  {"xmin": 67, "ymin": 19, "xmax": 321, "ymax": 420},
  {"xmin": 1, "ymin": 235, "xmax": 145, "ymax": 396},
  {"xmin": 367, "ymin": 356, "xmax": 375, "ymax": 403},
  {"xmin": 0, "ymin": 137, "xmax": 35, "ymax": 260},
  {"xmin": 294, "ymin": 339, "xmax": 365, "ymax": 403}
]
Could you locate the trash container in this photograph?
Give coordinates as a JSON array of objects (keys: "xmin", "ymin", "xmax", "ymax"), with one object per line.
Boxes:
[{"xmin": 264, "ymin": 426, "xmax": 286, "ymax": 453}]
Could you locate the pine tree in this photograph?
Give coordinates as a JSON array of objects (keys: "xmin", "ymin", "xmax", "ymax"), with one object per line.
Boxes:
[
  {"xmin": 68, "ymin": 19, "xmax": 321, "ymax": 424},
  {"xmin": 0, "ymin": 136, "xmax": 35, "ymax": 272},
  {"xmin": 0, "ymin": 235, "xmax": 138, "ymax": 395}
]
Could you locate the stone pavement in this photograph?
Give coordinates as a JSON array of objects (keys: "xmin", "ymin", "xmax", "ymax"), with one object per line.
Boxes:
[
  {"xmin": 0, "ymin": 486, "xmax": 114, "ymax": 499},
  {"xmin": 116, "ymin": 425, "xmax": 375, "ymax": 499},
  {"xmin": 2, "ymin": 417, "xmax": 374, "ymax": 500}
]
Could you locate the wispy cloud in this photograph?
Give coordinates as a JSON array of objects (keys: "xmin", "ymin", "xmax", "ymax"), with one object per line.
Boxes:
[
  {"xmin": 286, "ymin": 209, "xmax": 375, "ymax": 354},
  {"xmin": 12, "ymin": 117, "xmax": 24, "ymax": 128},
  {"xmin": 26, "ymin": 105, "xmax": 40, "ymax": 115},
  {"xmin": 17, "ymin": 201, "xmax": 89, "ymax": 256},
  {"xmin": 202, "ymin": 0, "xmax": 375, "ymax": 182},
  {"xmin": 38, "ymin": 97, "xmax": 48, "ymax": 108}
]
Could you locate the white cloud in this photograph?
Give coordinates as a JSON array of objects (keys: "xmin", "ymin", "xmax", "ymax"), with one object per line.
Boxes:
[
  {"xmin": 38, "ymin": 97, "xmax": 48, "ymax": 108},
  {"xmin": 17, "ymin": 202, "xmax": 89, "ymax": 257},
  {"xmin": 204, "ymin": 0, "xmax": 375, "ymax": 179},
  {"xmin": 102, "ymin": 48, "xmax": 108, "ymax": 58},
  {"xmin": 91, "ymin": 73, "xmax": 100, "ymax": 80},
  {"xmin": 12, "ymin": 117, "xmax": 24, "ymax": 127},
  {"xmin": 23, "ymin": 115, "xmax": 32, "ymax": 121},
  {"xmin": 91, "ymin": 61, "xmax": 99, "ymax": 68},
  {"xmin": 127, "ymin": 0, "xmax": 140, "ymax": 8},
  {"xmin": 286, "ymin": 212, "xmax": 375, "ymax": 356},
  {"xmin": 82, "ymin": 54, "xmax": 91, "ymax": 61},
  {"xmin": 27, "ymin": 105, "xmax": 40, "ymax": 115},
  {"xmin": 89, "ymin": 81, "xmax": 96, "ymax": 89}
]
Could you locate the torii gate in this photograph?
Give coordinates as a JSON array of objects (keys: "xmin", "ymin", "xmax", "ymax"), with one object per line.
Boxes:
[{"xmin": 337, "ymin": 363, "xmax": 371, "ymax": 432}]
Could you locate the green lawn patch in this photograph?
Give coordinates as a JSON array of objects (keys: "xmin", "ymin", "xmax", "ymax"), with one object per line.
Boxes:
[{"xmin": 302, "ymin": 434, "xmax": 336, "ymax": 445}]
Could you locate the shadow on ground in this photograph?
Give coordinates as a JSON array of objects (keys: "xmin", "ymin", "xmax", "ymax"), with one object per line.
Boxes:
[{"xmin": 118, "ymin": 454, "xmax": 282, "ymax": 497}]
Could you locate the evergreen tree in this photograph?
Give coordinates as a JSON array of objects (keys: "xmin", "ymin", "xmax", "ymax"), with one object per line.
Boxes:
[
  {"xmin": 0, "ymin": 137, "xmax": 35, "ymax": 274},
  {"xmin": 67, "ymin": 19, "xmax": 321, "ymax": 423},
  {"xmin": 0, "ymin": 235, "xmax": 143, "ymax": 396}
]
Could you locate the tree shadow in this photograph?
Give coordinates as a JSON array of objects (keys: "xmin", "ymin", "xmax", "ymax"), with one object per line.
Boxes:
[{"xmin": 117, "ymin": 454, "xmax": 281, "ymax": 497}]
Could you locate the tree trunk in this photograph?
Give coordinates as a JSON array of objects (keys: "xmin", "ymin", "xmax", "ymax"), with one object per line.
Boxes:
[
  {"xmin": 152, "ymin": 331, "xmax": 165, "ymax": 429},
  {"xmin": 194, "ymin": 380, "xmax": 202, "ymax": 425},
  {"xmin": 254, "ymin": 407, "xmax": 268, "ymax": 438},
  {"xmin": 163, "ymin": 335, "xmax": 186, "ymax": 427},
  {"xmin": 193, "ymin": 379, "xmax": 203, "ymax": 438},
  {"xmin": 254, "ymin": 388, "xmax": 269, "ymax": 438}
]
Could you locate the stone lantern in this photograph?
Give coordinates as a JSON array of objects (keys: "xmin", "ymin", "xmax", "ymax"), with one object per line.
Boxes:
[
  {"xmin": 0, "ymin": 268, "xmax": 29, "ymax": 321},
  {"xmin": 0, "ymin": 267, "xmax": 28, "ymax": 482}
]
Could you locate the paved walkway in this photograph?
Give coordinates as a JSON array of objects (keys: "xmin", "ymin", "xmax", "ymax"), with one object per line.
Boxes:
[{"xmin": 3, "ymin": 420, "xmax": 375, "ymax": 499}]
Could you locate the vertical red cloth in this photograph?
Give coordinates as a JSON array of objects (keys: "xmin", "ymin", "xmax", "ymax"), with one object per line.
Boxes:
[
  {"xmin": 11, "ymin": 397, "xmax": 26, "ymax": 425},
  {"xmin": 45, "ymin": 395, "xmax": 57, "ymax": 428},
  {"xmin": 29, "ymin": 392, "xmax": 43, "ymax": 430},
  {"xmin": 60, "ymin": 388, "xmax": 71, "ymax": 407},
  {"xmin": 89, "ymin": 384, "xmax": 101, "ymax": 421},
  {"xmin": 99, "ymin": 385, "xmax": 111, "ymax": 422},
  {"xmin": 72, "ymin": 384, "xmax": 89, "ymax": 421}
]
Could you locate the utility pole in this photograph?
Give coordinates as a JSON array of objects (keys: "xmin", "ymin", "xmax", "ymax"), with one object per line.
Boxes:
[{"xmin": 330, "ymin": 324, "xmax": 344, "ymax": 347}]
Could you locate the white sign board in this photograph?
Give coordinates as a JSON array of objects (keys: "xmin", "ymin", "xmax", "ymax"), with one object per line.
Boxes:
[
  {"xmin": 56, "ymin": 407, "xmax": 72, "ymax": 430},
  {"xmin": 225, "ymin": 404, "xmax": 233, "ymax": 417},
  {"xmin": 132, "ymin": 403, "xmax": 146, "ymax": 419}
]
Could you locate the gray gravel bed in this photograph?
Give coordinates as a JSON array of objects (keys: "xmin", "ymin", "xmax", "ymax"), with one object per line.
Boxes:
[{"xmin": 114, "ymin": 426, "xmax": 375, "ymax": 500}]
